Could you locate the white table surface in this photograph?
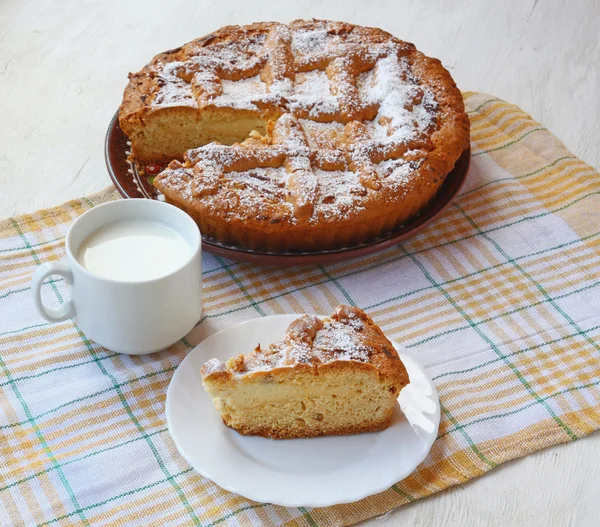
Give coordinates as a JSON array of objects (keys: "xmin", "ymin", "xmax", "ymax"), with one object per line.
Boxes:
[{"xmin": 1, "ymin": 0, "xmax": 599, "ymax": 525}]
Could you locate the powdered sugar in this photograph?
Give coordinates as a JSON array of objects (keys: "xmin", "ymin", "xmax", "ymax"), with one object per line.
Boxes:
[
  {"xmin": 215, "ymin": 75, "xmax": 267, "ymax": 110},
  {"xmin": 362, "ymin": 56, "xmax": 436, "ymax": 144},
  {"xmin": 154, "ymin": 166, "xmax": 194, "ymax": 200},
  {"xmin": 291, "ymin": 28, "xmax": 329, "ymax": 56},
  {"xmin": 192, "ymin": 164, "xmax": 297, "ymax": 223},
  {"xmin": 206, "ymin": 312, "xmax": 379, "ymax": 377},
  {"xmin": 288, "ymin": 70, "xmax": 340, "ymax": 117},
  {"xmin": 229, "ymin": 166, "xmax": 293, "ymax": 217},
  {"xmin": 191, "ymin": 36, "xmax": 266, "ymax": 77},
  {"xmin": 299, "ymin": 119, "xmax": 345, "ymax": 152},
  {"xmin": 313, "ymin": 169, "xmax": 366, "ymax": 220},
  {"xmin": 313, "ymin": 321, "xmax": 371, "ymax": 362},
  {"xmin": 152, "ymin": 21, "xmax": 439, "ymax": 223},
  {"xmin": 294, "ymin": 70, "xmax": 330, "ymax": 97},
  {"xmin": 150, "ymin": 25, "xmax": 436, "ymax": 133},
  {"xmin": 153, "ymin": 62, "xmax": 198, "ymax": 108},
  {"xmin": 377, "ymin": 157, "xmax": 414, "ymax": 179},
  {"xmin": 202, "ymin": 357, "xmax": 227, "ymax": 375}
]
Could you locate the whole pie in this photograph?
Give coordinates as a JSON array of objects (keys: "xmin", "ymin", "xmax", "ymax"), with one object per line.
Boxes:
[
  {"xmin": 119, "ymin": 20, "xmax": 470, "ymax": 252},
  {"xmin": 201, "ymin": 305, "xmax": 409, "ymax": 439}
]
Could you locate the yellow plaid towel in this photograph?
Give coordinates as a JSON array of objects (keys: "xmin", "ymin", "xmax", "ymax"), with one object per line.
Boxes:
[{"xmin": 1, "ymin": 92, "xmax": 600, "ymax": 526}]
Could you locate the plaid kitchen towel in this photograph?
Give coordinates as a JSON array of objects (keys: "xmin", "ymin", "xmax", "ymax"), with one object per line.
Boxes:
[{"xmin": 1, "ymin": 92, "xmax": 599, "ymax": 526}]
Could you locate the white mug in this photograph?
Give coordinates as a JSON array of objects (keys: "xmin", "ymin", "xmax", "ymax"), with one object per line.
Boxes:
[{"xmin": 31, "ymin": 199, "xmax": 202, "ymax": 354}]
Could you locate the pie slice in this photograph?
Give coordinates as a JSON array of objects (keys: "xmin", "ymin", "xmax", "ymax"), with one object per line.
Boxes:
[{"xmin": 201, "ymin": 305, "xmax": 409, "ymax": 439}]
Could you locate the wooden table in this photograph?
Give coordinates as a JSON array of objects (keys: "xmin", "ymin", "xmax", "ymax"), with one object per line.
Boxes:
[{"xmin": 1, "ymin": 1, "xmax": 598, "ymax": 525}]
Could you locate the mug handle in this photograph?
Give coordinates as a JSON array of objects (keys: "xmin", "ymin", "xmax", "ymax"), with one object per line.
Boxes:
[{"xmin": 31, "ymin": 262, "xmax": 76, "ymax": 322}]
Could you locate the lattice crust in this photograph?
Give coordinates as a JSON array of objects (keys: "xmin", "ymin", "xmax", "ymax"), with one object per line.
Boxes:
[
  {"xmin": 121, "ymin": 20, "xmax": 470, "ymax": 250},
  {"xmin": 202, "ymin": 305, "xmax": 408, "ymax": 381}
]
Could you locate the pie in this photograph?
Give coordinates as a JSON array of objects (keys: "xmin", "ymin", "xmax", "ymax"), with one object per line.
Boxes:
[
  {"xmin": 201, "ymin": 305, "xmax": 409, "ymax": 439},
  {"xmin": 119, "ymin": 20, "xmax": 470, "ymax": 251}
]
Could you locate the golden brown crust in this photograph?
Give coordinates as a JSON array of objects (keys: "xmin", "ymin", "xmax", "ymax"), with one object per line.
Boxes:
[
  {"xmin": 201, "ymin": 305, "xmax": 409, "ymax": 393},
  {"xmin": 223, "ymin": 411, "xmax": 393, "ymax": 439},
  {"xmin": 120, "ymin": 20, "xmax": 470, "ymax": 252}
]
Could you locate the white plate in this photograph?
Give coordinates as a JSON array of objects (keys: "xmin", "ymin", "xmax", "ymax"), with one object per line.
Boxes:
[{"xmin": 166, "ymin": 315, "xmax": 440, "ymax": 507}]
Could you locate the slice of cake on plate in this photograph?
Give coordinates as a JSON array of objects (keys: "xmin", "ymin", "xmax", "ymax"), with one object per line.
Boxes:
[{"xmin": 201, "ymin": 305, "xmax": 409, "ymax": 439}]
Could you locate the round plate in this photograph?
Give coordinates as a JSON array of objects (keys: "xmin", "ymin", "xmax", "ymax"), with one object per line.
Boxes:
[
  {"xmin": 106, "ymin": 111, "xmax": 470, "ymax": 265},
  {"xmin": 165, "ymin": 314, "xmax": 440, "ymax": 507}
]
